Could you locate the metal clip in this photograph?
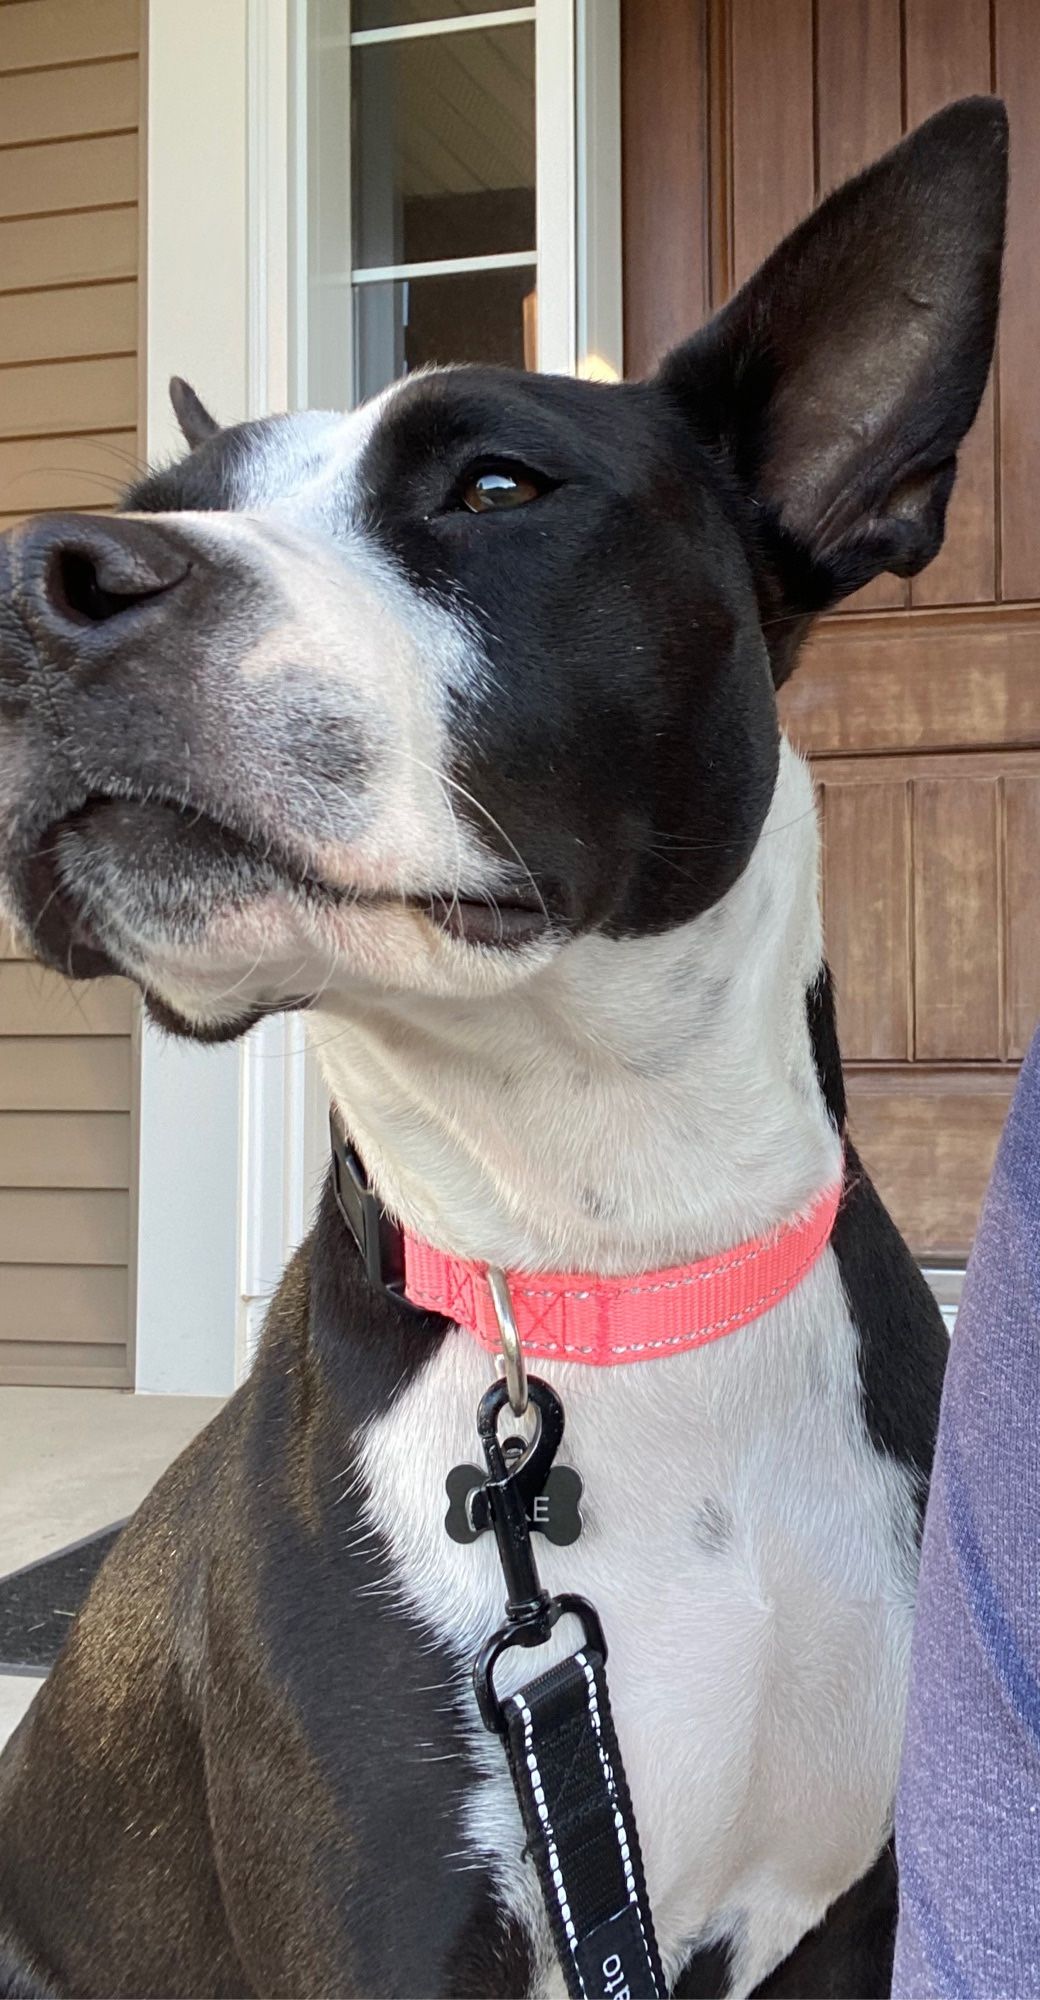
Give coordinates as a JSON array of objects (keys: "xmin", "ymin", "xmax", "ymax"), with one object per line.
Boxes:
[
  {"xmin": 487, "ymin": 1265, "xmax": 527, "ymax": 1417},
  {"xmin": 467, "ymin": 1376, "xmax": 605, "ymax": 1735}
]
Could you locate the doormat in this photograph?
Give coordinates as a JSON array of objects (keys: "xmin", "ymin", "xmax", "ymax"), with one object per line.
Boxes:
[{"xmin": 0, "ymin": 1526, "xmax": 124, "ymax": 1672}]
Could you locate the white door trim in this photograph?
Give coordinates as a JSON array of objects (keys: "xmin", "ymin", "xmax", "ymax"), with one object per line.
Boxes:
[{"xmin": 135, "ymin": 0, "xmax": 251, "ymax": 1394}]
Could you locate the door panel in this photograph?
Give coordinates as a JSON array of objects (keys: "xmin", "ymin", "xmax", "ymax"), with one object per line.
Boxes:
[
  {"xmin": 912, "ymin": 779, "xmax": 1002, "ymax": 1062},
  {"xmin": 994, "ymin": 0, "xmax": 1040, "ymax": 601},
  {"xmin": 904, "ymin": 0, "xmax": 996, "ymax": 607},
  {"xmin": 815, "ymin": 0, "xmax": 905, "ymax": 613},
  {"xmin": 620, "ymin": 0, "xmax": 709, "ymax": 376},
  {"xmin": 819, "ymin": 752, "xmax": 1040, "ymax": 1050},
  {"xmin": 848, "ymin": 1069, "xmax": 1015, "ymax": 1261},
  {"xmin": 788, "ymin": 607, "xmax": 1040, "ymax": 756},
  {"xmin": 622, "ymin": 0, "xmax": 1040, "ymax": 1260},
  {"xmin": 1004, "ymin": 776, "xmax": 1040, "ymax": 1059},
  {"xmin": 728, "ymin": 0, "xmax": 814, "ymax": 287},
  {"xmin": 820, "ymin": 782, "xmax": 912, "ymax": 1062},
  {"xmin": 815, "ymin": 0, "xmax": 902, "ymax": 194}
]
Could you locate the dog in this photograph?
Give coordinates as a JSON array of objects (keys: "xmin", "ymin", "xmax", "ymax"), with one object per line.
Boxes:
[{"xmin": 0, "ymin": 97, "xmax": 1007, "ymax": 1999}]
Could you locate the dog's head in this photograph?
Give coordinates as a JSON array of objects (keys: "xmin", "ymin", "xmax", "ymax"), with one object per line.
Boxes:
[{"xmin": 0, "ymin": 100, "xmax": 1006, "ymax": 1039}]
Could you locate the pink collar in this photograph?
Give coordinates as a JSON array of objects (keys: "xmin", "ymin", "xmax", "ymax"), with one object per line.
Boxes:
[{"xmin": 400, "ymin": 1179, "xmax": 843, "ymax": 1367}]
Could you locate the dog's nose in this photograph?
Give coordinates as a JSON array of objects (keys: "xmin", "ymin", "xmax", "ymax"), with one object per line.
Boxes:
[{"xmin": 10, "ymin": 514, "xmax": 190, "ymax": 650}]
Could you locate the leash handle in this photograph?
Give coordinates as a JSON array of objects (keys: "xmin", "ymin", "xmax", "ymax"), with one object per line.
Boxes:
[{"xmin": 501, "ymin": 1647, "xmax": 666, "ymax": 2000}]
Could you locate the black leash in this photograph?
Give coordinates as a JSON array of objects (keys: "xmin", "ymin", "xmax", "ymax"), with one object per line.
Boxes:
[
  {"xmin": 501, "ymin": 1647, "xmax": 664, "ymax": 2000},
  {"xmin": 332, "ymin": 1118, "xmax": 665, "ymax": 1998},
  {"xmin": 454, "ymin": 1376, "xmax": 666, "ymax": 2000}
]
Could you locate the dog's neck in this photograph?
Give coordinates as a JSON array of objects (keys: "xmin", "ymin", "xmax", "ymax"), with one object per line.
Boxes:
[{"xmin": 312, "ymin": 740, "xmax": 840, "ymax": 1276}]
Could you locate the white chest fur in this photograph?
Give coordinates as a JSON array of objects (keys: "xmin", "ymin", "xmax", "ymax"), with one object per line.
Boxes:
[
  {"xmin": 327, "ymin": 742, "xmax": 920, "ymax": 1994},
  {"xmin": 357, "ymin": 1254, "xmax": 919, "ymax": 1999}
]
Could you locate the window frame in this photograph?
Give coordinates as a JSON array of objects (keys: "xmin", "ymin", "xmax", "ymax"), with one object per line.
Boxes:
[{"xmin": 298, "ymin": 0, "xmax": 608, "ymax": 404}]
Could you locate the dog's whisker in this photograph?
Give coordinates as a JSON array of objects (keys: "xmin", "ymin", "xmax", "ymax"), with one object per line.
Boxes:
[{"xmin": 395, "ymin": 748, "xmax": 548, "ymax": 924}]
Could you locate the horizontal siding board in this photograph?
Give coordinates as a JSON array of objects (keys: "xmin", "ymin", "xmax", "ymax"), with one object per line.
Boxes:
[
  {"xmin": 0, "ymin": 353, "xmax": 136, "ymax": 436},
  {"xmin": 0, "ymin": 205, "xmax": 136, "ymax": 292},
  {"xmin": 0, "ymin": 131, "xmax": 136, "ymax": 219},
  {"xmin": 4, "ymin": 1261, "xmax": 128, "ymax": 1342},
  {"xmin": 0, "ymin": 279, "xmax": 136, "ymax": 364},
  {"xmin": 0, "ymin": 4, "xmax": 140, "ymax": 1394},
  {"xmin": 0, "ymin": 1343, "xmax": 129, "ymax": 1386},
  {"xmin": 0, "ymin": 1187, "xmax": 128, "ymax": 1262},
  {"xmin": 0, "ymin": 1036, "xmax": 130, "ymax": 1111},
  {"xmin": 0, "ymin": 504, "xmax": 115, "ymax": 528},
  {"xmin": 0, "ymin": 429, "xmax": 138, "ymax": 510},
  {"xmin": 0, "ymin": 0, "xmax": 138, "ymax": 71},
  {"xmin": 0, "ymin": 1110, "xmax": 130, "ymax": 1187},
  {"xmin": 0, "ymin": 964, "xmax": 133, "ymax": 1035},
  {"xmin": 0, "ymin": 56, "xmax": 138, "ymax": 145}
]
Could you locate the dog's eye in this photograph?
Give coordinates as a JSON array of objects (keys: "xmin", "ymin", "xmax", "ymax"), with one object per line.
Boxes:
[{"xmin": 460, "ymin": 466, "xmax": 544, "ymax": 513}]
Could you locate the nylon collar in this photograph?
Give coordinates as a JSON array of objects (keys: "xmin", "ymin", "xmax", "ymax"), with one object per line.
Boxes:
[{"xmin": 330, "ymin": 1112, "xmax": 842, "ymax": 1367}]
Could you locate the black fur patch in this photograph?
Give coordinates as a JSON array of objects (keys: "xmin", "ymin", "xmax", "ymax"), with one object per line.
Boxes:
[
  {"xmin": 752, "ymin": 1844, "xmax": 897, "ymax": 1998},
  {"xmin": 808, "ymin": 966, "xmax": 947, "ymax": 1515}
]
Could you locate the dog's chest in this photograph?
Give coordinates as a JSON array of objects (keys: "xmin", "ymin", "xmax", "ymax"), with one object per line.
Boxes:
[{"xmin": 358, "ymin": 1251, "xmax": 918, "ymax": 1998}]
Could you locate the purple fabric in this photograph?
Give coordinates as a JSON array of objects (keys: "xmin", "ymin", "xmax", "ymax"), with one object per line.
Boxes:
[{"xmin": 894, "ymin": 1026, "xmax": 1040, "ymax": 1998}]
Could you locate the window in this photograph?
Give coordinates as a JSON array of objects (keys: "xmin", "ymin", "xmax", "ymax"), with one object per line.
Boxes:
[{"xmin": 297, "ymin": 0, "xmax": 620, "ymax": 408}]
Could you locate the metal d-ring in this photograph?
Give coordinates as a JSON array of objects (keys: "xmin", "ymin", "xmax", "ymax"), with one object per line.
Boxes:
[{"xmin": 487, "ymin": 1266, "xmax": 528, "ymax": 1418}]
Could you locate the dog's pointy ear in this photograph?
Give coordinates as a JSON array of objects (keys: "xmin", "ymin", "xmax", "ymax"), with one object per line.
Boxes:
[
  {"xmin": 169, "ymin": 376, "xmax": 220, "ymax": 450},
  {"xmin": 657, "ymin": 97, "xmax": 1008, "ymax": 614}
]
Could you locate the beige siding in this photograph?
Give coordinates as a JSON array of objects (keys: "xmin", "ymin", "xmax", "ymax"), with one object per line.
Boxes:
[
  {"xmin": 0, "ymin": 204, "xmax": 138, "ymax": 290},
  {"xmin": 0, "ymin": 282, "xmax": 139, "ymax": 366},
  {"xmin": 0, "ymin": 431, "xmax": 138, "ymax": 510},
  {"xmin": 0, "ymin": 130, "xmax": 137, "ymax": 219},
  {"xmin": 0, "ymin": 1038, "xmax": 132, "ymax": 1113},
  {"xmin": 0, "ymin": 0, "xmax": 142, "ymax": 1388}
]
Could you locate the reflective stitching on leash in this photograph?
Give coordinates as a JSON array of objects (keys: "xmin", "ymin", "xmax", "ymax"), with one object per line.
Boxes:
[
  {"xmin": 575, "ymin": 1652, "xmax": 661, "ymax": 1998},
  {"xmin": 510, "ymin": 1689, "xmax": 587, "ymax": 1998}
]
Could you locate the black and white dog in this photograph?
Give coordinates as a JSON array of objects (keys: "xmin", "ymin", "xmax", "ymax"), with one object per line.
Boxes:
[{"xmin": 0, "ymin": 99, "xmax": 1006, "ymax": 1999}]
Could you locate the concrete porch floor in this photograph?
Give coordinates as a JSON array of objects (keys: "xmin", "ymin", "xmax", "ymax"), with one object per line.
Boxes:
[{"xmin": 0, "ymin": 1388, "xmax": 224, "ymax": 1749}]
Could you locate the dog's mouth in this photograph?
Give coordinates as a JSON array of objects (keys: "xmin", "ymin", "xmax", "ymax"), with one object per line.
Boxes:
[{"xmin": 15, "ymin": 792, "xmax": 551, "ymax": 988}]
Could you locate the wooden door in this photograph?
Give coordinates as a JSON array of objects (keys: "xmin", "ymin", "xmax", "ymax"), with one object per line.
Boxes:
[{"xmin": 621, "ymin": 0, "xmax": 1040, "ymax": 1262}]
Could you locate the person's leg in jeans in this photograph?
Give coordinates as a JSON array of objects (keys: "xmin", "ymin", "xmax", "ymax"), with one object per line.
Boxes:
[{"xmin": 894, "ymin": 1026, "xmax": 1040, "ymax": 1997}]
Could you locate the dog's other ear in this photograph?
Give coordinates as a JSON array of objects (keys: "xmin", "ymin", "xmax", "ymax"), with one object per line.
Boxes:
[
  {"xmin": 658, "ymin": 97, "xmax": 1008, "ymax": 615},
  {"xmin": 169, "ymin": 376, "xmax": 220, "ymax": 450}
]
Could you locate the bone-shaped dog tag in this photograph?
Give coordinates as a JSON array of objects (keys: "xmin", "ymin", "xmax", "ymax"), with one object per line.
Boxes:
[{"xmin": 445, "ymin": 1459, "xmax": 584, "ymax": 1547}]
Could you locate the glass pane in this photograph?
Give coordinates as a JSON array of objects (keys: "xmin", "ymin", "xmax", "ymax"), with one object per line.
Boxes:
[
  {"xmin": 353, "ymin": 268, "xmax": 536, "ymax": 401},
  {"xmin": 352, "ymin": 1, "xmax": 524, "ymax": 30},
  {"xmin": 351, "ymin": 24, "xmax": 535, "ymax": 269}
]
